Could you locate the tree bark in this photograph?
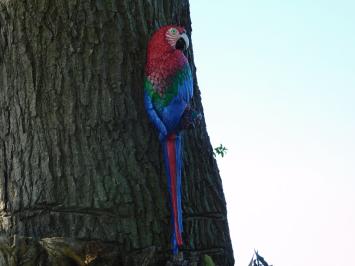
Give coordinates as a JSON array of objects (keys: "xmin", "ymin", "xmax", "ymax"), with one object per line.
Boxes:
[{"xmin": 0, "ymin": 0, "xmax": 234, "ymax": 265}]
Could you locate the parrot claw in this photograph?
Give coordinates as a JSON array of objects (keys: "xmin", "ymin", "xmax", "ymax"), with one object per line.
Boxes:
[{"xmin": 179, "ymin": 108, "xmax": 202, "ymax": 131}]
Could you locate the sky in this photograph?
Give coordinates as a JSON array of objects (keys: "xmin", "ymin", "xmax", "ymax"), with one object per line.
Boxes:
[{"xmin": 189, "ymin": 1, "xmax": 355, "ymax": 265}]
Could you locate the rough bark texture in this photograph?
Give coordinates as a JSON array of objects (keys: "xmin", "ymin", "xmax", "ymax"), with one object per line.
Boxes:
[{"xmin": 0, "ymin": 0, "xmax": 234, "ymax": 265}]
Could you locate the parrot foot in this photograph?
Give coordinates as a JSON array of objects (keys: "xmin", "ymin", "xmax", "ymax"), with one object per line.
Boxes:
[{"xmin": 179, "ymin": 108, "xmax": 202, "ymax": 130}]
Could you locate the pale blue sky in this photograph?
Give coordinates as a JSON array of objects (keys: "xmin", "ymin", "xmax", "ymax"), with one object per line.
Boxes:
[{"xmin": 190, "ymin": 1, "xmax": 355, "ymax": 265}]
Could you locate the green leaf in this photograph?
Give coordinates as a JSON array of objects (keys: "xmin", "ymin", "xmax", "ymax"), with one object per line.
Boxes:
[
  {"xmin": 203, "ymin": 255, "xmax": 215, "ymax": 266},
  {"xmin": 214, "ymin": 144, "xmax": 228, "ymax": 158}
]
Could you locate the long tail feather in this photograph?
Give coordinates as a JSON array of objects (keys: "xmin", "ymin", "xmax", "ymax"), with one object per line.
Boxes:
[{"xmin": 163, "ymin": 133, "xmax": 183, "ymax": 254}]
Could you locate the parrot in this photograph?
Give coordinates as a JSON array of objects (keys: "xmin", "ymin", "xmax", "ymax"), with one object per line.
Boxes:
[{"xmin": 143, "ymin": 25, "xmax": 201, "ymax": 255}]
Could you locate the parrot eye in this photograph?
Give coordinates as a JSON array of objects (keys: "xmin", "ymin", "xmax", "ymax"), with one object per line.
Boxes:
[{"xmin": 169, "ymin": 28, "xmax": 178, "ymax": 35}]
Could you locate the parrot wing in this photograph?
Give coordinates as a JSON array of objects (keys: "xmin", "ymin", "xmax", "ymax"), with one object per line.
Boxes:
[
  {"xmin": 144, "ymin": 79, "xmax": 168, "ymax": 138},
  {"xmin": 144, "ymin": 63, "xmax": 193, "ymax": 134},
  {"xmin": 172, "ymin": 63, "xmax": 193, "ymax": 104}
]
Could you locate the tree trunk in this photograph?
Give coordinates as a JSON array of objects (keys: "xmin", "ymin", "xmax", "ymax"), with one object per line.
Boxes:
[{"xmin": 0, "ymin": 1, "xmax": 234, "ymax": 265}]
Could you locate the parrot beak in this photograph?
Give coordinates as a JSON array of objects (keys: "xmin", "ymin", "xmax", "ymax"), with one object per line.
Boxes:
[{"xmin": 175, "ymin": 32, "xmax": 189, "ymax": 51}]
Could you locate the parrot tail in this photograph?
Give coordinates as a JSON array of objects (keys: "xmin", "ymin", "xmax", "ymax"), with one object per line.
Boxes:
[{"xmin": 163, "ymin": 133, "xmax": 183, "ymax": 255}]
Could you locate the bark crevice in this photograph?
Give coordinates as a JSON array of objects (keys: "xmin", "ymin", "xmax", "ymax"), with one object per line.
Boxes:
[{"xmin": 2, "ymin": 140, "xmax": 8, "ymax": 212}]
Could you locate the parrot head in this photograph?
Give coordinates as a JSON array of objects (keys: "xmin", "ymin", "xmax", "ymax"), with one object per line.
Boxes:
[
  {"xmin": 165, "ymin": 26, "xmax": 190, "ymax": 51},
  {"xmin": 147, "ymin": 25, "xmax": 189, "ymax": 54}
]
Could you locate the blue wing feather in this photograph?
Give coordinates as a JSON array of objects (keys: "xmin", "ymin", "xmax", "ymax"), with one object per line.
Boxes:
[
  {"xmin": 144, "ymin": 91, "xmax": 167, "ymax": 138},
  {"xmin": 161, "ymin": 65, "xmax": 193, "ymax": 132}
]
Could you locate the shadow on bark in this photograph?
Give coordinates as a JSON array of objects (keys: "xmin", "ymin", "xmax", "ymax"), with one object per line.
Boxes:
[{"xmin": 0, "ymin": 236, "xmax": 213, "ymax": 265}]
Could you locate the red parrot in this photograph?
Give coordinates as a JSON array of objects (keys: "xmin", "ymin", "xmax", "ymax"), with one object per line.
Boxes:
[{"xmin": 144, "ymin": 25, "xmax": 200, "ymax": 255}]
